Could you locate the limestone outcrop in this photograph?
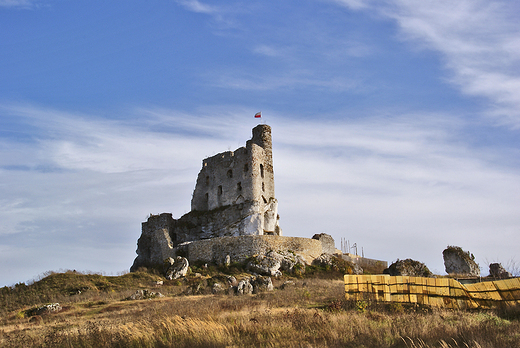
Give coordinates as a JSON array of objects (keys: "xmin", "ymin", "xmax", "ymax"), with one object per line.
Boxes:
[
  {"xmin": 246, "ymin": 250, "xmax": 306, "ymax": 276},
  {"xmin": 383, "ymin": 259, "xmax": 432, "ymax": 277},
  {"xmin": 313, "ymin": 253, "xmax": 363, "ymax": 274},
  {"xmin": 126, "ymin": 289, "xmax": 164, "ymax": 300},
  {"xmin": 24, "ymin": 303, "xmax": 62, "ymax": 317},
  {"xmin": 443, "ymin": 246, "xmax": 480, "ymax": 276},
  {"xmin": 489, "ymin": 263, "xmax": 512, "ymax": 278},
  {"xmin": 164, "ymin": 256, "xmax": 189, "ymax": 280}
]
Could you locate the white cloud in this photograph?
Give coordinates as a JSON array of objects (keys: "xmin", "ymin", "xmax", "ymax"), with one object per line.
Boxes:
[
  {"xmin": 0, "ymin": 0, "xmax": 35, "ymax": 8},
  {"xmin": 1, "ymin": 104, "xmax": 519, "ymax": 285},
  {"xmin": 333, "ymin": 0, "xmax": 520, "ymax": 127}
]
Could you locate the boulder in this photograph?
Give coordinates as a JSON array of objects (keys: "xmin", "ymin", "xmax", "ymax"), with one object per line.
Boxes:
[
  {"xmin": 443, "ymin": 246, "xmax": 480, "ymax": 276},
  {"xmin": 489, "ymin": 263, "xmax": 512, "ymax": 278},
  {"xmin": 279, "ymin": 251, "xmax": 306, "ymax": 274},
  {"xmin": 246, "ymin": 251, "xmax": 283, "ymax": 276},
  {"xmin": 165, "ymin": 256, "xmax": 189, "ymax": 280},
  {"xmin": 312, "ymin": 253, "xmax": 363, "ymax": 274},
  {"xmin": 126, "ymin": 289, "xmax": 164, "ymax": 300},
  {"xmin": 236, "ymin": 279, "xmax": 253, "ymax": 295},
  {"xmin": 383, "ymin": 259, "xmax": 432, "ymax": 277},
  {"xmin": 251, "ymin": 276, "xmax": 274, "ymax": 293},
  {"xmin": 246, "ymin": 250, "xmax": 305, "ymax": 276},
  {"xmin": 226, "ymin": 276, "xmax": 238, "ymax": 287},
  {"xmin": 25, "ymin": 303, "xmax": 62, "ymax": 317}
]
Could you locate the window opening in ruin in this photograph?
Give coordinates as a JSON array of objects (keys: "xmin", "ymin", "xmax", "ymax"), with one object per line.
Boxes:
[
  {"xmin": 262, "ymin": 196, "xmax": 267, "ymax": 204},
  {"xmin": 206, "ymin": 176, "xmax": 209, "ymax": 185},
  {"xmin": 260, "ymin": 164, "xmax": 264, "ymax": 178},
  {"xmin": 244, "ymin": 163, "xmax": 249, "ymax": 172},
  {"xmin": 218, "ymin": 185, "xmax": 222, "ymax": 195},
  {"xmin": 262, "ymin": 182, "xmax": 265, "ymax": 192},
  {"xmin": 237, "ymin": 182, "xmax": 242, "ymax": 191},
  {"xmin": 227, "ymin": 169, "xmax": 233, "ymax": 178},
  {"xmin": 205, "ymin": 192, "xmax": 208, "ymax": 201}
]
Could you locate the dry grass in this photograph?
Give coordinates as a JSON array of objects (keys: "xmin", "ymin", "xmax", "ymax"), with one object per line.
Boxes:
[{"xmin": 2, "ymin": 273, "xmax": 520, "ymax": 347}]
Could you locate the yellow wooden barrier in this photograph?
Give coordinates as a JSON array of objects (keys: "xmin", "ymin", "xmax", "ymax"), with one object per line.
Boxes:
[{"xmin": 344, "ymin": 275, "xmax": 520, "ymax": 309}]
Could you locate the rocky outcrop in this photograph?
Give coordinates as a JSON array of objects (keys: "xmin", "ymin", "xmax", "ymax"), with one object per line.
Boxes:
[
  {"xmin": 246, "ymin": 250, "xmax": 306, "ymax": 276},
  {"xmin": 24, "ymin": 303, "xmax": 62, "ymax": 317},
  {"xmin": 251, "ymin": 275, "xmax": 274, "ymax": 293},
  {"xmin": 126, "ymin": 289, "xmax": 164, "ymax": 300},
  {"xmin": 313, "ymin": 253, "xmax": 363, "ymax": 274},
  {"xmin": 383, "ymin": 259, "xmax": 432, "ymax": 277},
  {"xmin": 236, "ymin": 279, "xmax": 254, "ymax": 295},
  {"xmin": 164, "ymin": 256, "xmax": 189, "ymax": 280},
  {"xmin": 489, "ymin": 263, "xmax": 512, "ymax": 278},
  {"xmin": 443, "ymin": 246, "xmax": 480, "ymax": 276}
]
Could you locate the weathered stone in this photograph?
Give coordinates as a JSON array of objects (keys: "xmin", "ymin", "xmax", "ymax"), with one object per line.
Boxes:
[
  {"xmin": 443, "ymin": 246, "xmax": 480, "ymax": 276},
  {"xmin": 165, "ymin": 256, "xmax": 189, "ymax": 280},
  {"xmin": 251, "ymin": 276, "xmax": 274, "ymax": 293},
  {"xmin": 383, "ymin": 259, "xmax": 432, "ymax": 277},
  {"xmin": 312, "ymin": 253, "xmax": 333, "ymax": 267},
  {"xmin": 126, "ymin": 289, "xmax": 164, "ymax": 301},
  {"xmin": 279, "ymin": 251, "xmax": 306, "ymax": 274},
  {"xmin": 247, "ymin": 251, "xmax": 283, "ymax": 276},
  {"xmin": 25, "ymin": 303, "xmax": 62, "ymax": 317},
  {"xmin": 312, "ymin": 233, "xmax": 336, "ymax": 255},
  {"xmin": 312, "ymin": 253, "xmax": 363, "ymax": 274},
  {"xmin": 489, "ymin": 263, "xmax": 512, "ymax": 278},
  {"xmin": 236, "ymin": 279, "xmax": 253, "ymax": 295},
  {"xmin": 246, "ymin": 250, "xmax": 307, "ymax": 276},
  {"xmin": 227, "ymin": 276, "xmax": 238, "ymax": 287}
]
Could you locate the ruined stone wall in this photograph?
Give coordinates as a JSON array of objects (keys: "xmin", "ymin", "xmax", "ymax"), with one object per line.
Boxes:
[
  {"xmin": 186, "ymin": 235, "xmax": 324, "ymax": 265},
  {"xmin": 131, "ymin": 213, "xmax": 176, "ymax": 270}
]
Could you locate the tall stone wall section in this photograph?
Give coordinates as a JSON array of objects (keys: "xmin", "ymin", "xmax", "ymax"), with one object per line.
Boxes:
[{"xmin": 186, "ymin": 235, "xmax": 325, "ymax": 265}]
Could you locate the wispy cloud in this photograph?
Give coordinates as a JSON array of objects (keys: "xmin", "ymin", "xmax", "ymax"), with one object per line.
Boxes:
[
  {"xmin": 1, "ymin": 103, "xmax": 519, "ymax": 284},
  {"xmin": 333, "ymin": 0, "xmax": 520, "ymax": 127},
  {"xmin": 0, "ymin": 0, "xmax": 37, "ymax": 9},
  {"xmin": 175, "ymin": 0, "xmax": 217, "ymax": 15}
]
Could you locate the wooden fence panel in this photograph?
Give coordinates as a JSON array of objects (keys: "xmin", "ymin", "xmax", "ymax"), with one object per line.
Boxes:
[{"xmin": 345, "ymin": 275, "xmax": 519, "ymax": 309}]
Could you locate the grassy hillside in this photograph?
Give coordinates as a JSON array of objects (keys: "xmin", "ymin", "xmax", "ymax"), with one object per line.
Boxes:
[{"xmin": 1, "ymin": 266, "xmax": 520, "ymax": 347}]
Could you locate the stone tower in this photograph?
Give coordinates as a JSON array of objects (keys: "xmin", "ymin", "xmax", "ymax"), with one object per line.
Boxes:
[{"xmin": 191, "ymin": 124, "xmax": 279, "ymax": 235}]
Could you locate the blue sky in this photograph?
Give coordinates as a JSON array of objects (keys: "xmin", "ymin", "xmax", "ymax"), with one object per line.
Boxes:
[{"xmin": 1, "ymin": 0, "xmax": 520, "ymax": 286}]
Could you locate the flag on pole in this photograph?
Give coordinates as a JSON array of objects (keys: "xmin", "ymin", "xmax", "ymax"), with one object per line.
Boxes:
[{"xmin": 254, "ymin": 111, "xmax": 262, "ymax": 118}]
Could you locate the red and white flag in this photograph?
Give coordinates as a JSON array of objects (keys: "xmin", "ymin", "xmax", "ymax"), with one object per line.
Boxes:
[{"xmin": 254, "ymin": 111, "xmax": 262, "ymax": 118}]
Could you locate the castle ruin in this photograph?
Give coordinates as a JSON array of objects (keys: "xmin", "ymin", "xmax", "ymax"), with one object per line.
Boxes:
[{"xmin": 131, "ymin": 124, "xmax": 285, "ymax": 271}]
